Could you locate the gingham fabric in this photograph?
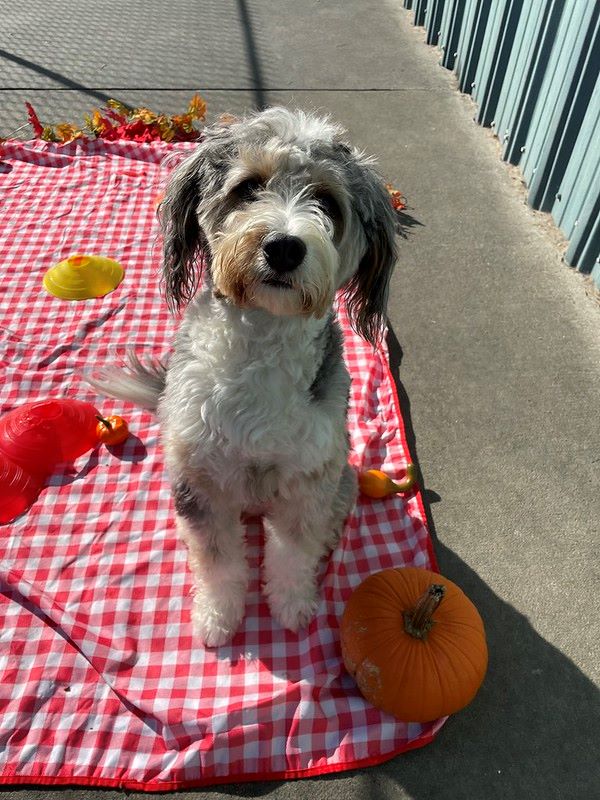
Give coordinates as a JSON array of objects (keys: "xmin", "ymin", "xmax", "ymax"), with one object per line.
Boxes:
[{"xmin": 0, "ymin": 139, "xmax": 444, "ymax": 791}]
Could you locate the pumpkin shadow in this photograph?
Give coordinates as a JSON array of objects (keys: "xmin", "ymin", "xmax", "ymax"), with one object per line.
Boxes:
[
  {"xmin": 105, "ymin": 433, "xmax": 148, "ymax": 463},
  {"xmin": 46, "ymin": 434, "xmax": 148, "ymax": 488},
  {"xmin": 209, "ymin": 325, "xmax": 599, "ymax": 799}
]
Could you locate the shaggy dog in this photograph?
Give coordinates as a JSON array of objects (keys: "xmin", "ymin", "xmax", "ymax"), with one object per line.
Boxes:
[{"xmin": 89, "ymin": 107, "xmax": 397, "ymax": 646}]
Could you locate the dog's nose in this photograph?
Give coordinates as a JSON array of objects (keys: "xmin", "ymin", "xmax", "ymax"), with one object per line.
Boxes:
[{"xmin": 262, "ymin": 234, "xmax": 306, "ymax": 273}]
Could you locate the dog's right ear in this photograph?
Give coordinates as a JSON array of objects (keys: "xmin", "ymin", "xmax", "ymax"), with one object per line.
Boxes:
[
  {"xmin": 159, "ymin": 125, "xmax": 235, "ymax": 312},
  {"xmin": 160, "ymin": 150, "xmax": 205, "ymax": 312}
]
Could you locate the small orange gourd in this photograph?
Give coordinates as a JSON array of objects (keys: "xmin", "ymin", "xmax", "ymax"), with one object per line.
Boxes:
[
  {"xmin": 95, "ymin": 414, "xmax": 129, "ymax": 446},
  {"xmin": 358, "ymin": 464, "xmax": 417, "ymax": 498},
  {"xmin": 340, "ymin": 567, "xmax": 488, "ymax": 722}
]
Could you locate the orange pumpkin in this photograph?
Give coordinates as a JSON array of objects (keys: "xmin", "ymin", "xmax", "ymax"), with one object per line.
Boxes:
[
  {"xmin": 340, "ymin": 567, "xmax": 488, "ymax": 722},
  {"xmin": 95, "ymin": 414, "xmax": 129, "ymax": 446},
  {"xmin": 358, "ymin": 464, "xmax": 417, "ymax": 498}
]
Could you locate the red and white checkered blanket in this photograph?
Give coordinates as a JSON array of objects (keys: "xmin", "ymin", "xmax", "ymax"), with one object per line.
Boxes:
[{"xmin": 0, "ymin": 139, "xmax": 444, "ymax": 791}]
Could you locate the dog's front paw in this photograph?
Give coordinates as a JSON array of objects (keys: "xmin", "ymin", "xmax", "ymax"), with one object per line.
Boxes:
[
  {"xmin": 191, "ymin": 593, "xmax": 245, "ymax": 647},
  {"xmin": 267, "ymin": 587, "xmax": 319, "ymax": 633}
]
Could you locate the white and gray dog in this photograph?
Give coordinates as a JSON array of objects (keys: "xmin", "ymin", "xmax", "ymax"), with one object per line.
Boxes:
[{"xmin": 89, "ymin": 107, "xmax": 397, "ymax": 646}]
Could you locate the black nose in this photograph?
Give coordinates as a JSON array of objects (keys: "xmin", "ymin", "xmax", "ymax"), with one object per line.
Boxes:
[{"xmin": 262, "ymin": 234, "xmax": 307, "ymax": 273}]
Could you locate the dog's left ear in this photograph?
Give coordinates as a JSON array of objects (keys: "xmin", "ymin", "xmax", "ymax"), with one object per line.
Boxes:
[{"xmin": 343, "ymin": 157, "xmax": 398, "ymax": 347}]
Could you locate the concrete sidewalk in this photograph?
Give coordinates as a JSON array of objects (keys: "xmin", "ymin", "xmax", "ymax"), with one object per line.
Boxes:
[{"xmin": 2, "ymin": 1, "xmax": 599, "ymax": 798}]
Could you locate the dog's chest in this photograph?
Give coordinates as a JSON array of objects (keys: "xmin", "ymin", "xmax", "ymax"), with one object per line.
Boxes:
[
  {"xmin": 166, "ymin": 309, "xmax": 341, "ymax": 476},
  {"xmin": 202, "ymin": 356, "xmax": 332, "ymax": 460}
]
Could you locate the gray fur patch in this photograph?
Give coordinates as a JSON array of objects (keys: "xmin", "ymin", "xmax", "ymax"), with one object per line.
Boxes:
[
  {"xmin": 309, "ymin": 316, "xmax": 344, "ymax": 402},
  {"xmin": 173, "ymin": 481, "xmax": 208, "ymax": 522}
]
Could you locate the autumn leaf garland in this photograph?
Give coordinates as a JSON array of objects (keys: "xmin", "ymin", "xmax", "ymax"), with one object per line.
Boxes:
[{"xmin": 24, "ymin": 95, "xmax": 207, "ymax": 144}]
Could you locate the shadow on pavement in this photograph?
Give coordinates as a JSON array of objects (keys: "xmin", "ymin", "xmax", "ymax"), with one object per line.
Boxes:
[
  {"xmin": 374, "ymin": 539, "xmax": 600, "ymax": 799},
  {"xmin": 212, "ymin": 324, "xmax": 599, "ymax": 798},
  {"xmin": 0, "ymin": 47, "xmax": 122, "ymax": 106},
  {"xmin": 235, "ymin": 0, "xmax": 269, "ymax": 110},
  {"xmin": 377, "ymin": 323, "xmax": 600, "ymax": 799},
  {"xmin": 395, "ymin": 208, "xmax": 424, "ymax": 241}
]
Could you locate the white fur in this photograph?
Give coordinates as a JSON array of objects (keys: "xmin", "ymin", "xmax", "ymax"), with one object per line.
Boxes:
[{"xmin": 159, "ymin": 294, "xmax": 354, "ymax": 644}]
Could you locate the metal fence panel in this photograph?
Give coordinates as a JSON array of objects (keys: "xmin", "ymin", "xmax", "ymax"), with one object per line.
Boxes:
[
  {"xmin": 406, "ymin": 0, "xmax": 600, "ymax": 283},
  {"xmin": 425, "ymin": 0, "xmax": 446, "ymax": 46},
  {"xmin": 558, "ymin": 76, "xmax": 600, "ymax": 274},
  {"xmin": 525, "ymin": 2, "xmax": 599, "ymax": 212},
  {"xmin": 470, "ymin": 0, "xmax": 507, "ymax": 111},
  {"xmin": 453, "ymin": 0, "xmax": 487, "ymax": 94},
  {"xmin": 493, "ymin": 0, "xmax": 549, "ymax": 158},
  {"xmin": 440, "ymin": 1, "xmax": 468, "ymax": 71},
  {"xmin": 501, "ymin": 0, "xmax": 565, "ymax": 165},
  {"xmin": 413, "ymin": 0, "xmax": 428, "ymax": 27},
  {"xmin": 552, "ymin": 78, "xmax": 600, "ymax": 235},
  {"xmin": 438, "ymin": 0, "xmax": 457, "ymax": 69}
]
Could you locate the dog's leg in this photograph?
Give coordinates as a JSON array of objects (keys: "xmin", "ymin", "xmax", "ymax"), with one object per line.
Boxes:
[
  {"xmin": 263, "ymin": 463, "xmax": 356, "ymax": 632},
  {"xmin": 174, "ymin": 482, "xmax": 247, "ymax": 647},
  {"xmin": 326, "ymin": 462, "xmax": 358, "ymax": 549}
]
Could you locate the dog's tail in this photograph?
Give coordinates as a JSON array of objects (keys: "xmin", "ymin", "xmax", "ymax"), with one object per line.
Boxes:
[{"xmin": 85, "ymin": 351, "xmax": 167, "ymax": 412}]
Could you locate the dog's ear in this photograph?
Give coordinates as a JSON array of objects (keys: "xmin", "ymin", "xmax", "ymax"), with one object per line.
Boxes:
[
  {"xmin": 343, "ymin": 157, "xmax": 398, "ymax": 347},
  {"xmin": 160, "ymin": 125, "xmax": 234, "ymax": 312},
  {"xmin": 160, "ymin": 150, "xmax": 206, "ymax": 312}
]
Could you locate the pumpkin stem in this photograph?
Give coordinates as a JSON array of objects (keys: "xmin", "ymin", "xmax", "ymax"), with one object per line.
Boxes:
[
  {"xmin": 95, "ymin": 414, "xmax": 112, "ymax": 430},
  {"xmin": 404, "ymin": 584, "xmax": 446, "ymax": 640}
]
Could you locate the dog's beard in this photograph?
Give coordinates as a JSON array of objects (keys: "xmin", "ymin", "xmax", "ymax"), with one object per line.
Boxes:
[
  {"xmin": 210, "ymin": 221, "xmax": 269, "ymax": 308},
  {"xmin": 209, "ymin": 209, "xmax": 338, "ymax": 318}
]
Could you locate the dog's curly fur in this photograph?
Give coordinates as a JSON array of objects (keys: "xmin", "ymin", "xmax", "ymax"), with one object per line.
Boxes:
[{"xmin": 88, "ymin": 107, "xmax": 397, "ymax": 646}]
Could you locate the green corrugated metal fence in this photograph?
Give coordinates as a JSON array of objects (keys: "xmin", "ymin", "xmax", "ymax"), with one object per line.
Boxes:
[{"xmin": 404, "ymin": 0, "xmax": 600, "ymax": 288}]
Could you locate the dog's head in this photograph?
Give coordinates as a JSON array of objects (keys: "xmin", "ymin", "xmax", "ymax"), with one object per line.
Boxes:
[{"xmin": 160, "ymin": 107, "xmax": 397, "ymax": 345}]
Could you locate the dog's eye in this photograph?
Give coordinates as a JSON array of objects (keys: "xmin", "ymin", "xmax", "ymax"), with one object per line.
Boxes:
[
  {"xmin": 314, "ymin": 190, "xmax": 342, "ymax": 221},
  {"xmin": 233, "ymin": 177, "xmax": 262, "ymax": 202}
]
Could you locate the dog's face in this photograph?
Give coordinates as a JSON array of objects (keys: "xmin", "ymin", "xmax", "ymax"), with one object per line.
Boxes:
[{"xmin": 160, "ymin": 107, "xmax": 397, "ymax": 344}]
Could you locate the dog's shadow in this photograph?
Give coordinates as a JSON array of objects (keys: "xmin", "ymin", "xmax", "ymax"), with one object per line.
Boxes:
[
  {"xmin": 395, "ymin": 207, "xmax": 424, "ymax": 241},
  {"xmin": 207, "ymin": 326, "xmax": 599, "ymax": 799}
]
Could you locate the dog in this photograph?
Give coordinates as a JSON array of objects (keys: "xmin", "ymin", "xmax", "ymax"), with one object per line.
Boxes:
[{"xmin": 88, "ymin": 107, "xmax": 397, "ymax": 646}]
